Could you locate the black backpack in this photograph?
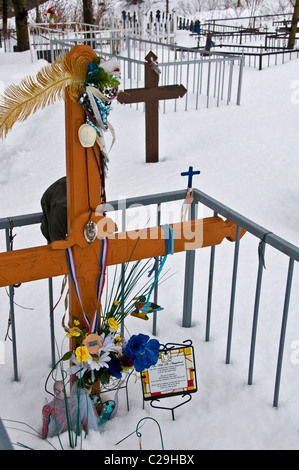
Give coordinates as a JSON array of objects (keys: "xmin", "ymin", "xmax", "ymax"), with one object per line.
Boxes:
[{"xmin": 40, "ymin": 177, "xmax": 67, "ymax": 243}]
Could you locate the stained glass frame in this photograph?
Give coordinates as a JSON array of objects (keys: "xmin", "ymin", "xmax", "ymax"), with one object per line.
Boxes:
[{"xmin": 141, "ymin": 341, "xmax": 197, "ymax": 401}]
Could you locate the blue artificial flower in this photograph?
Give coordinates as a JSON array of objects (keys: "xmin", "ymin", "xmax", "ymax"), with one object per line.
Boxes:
[
  {"xmin": 107, "ymin": 355, "xmax": 122, "ymax": 379},
  {"xmin": 123, "ymin": 334, "xmax": 160, "ymax": 373}
]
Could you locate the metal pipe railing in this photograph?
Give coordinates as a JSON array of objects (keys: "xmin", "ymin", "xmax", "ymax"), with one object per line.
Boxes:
[
  {"xmin": 0, "ymin": 188, "xmax": 298, "ymax": 411},
  {"xmin": 47, "ymin": 36, "xmax": 244, "ymax": 111}
]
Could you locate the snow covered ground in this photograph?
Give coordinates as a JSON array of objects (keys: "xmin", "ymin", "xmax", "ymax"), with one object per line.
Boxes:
[{"xmin": 0, "ymin": 24, "xmax": 298, "ymax": 451}]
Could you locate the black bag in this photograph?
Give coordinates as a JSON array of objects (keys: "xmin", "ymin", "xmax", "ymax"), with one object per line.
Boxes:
[{"xmin": 40, "ymin": 177, "xmax": 67, "ymax": 243}]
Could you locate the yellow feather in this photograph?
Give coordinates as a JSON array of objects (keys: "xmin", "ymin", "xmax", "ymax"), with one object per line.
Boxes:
[{"xmin": 0, "ymin": 54, "xmax": 88, "ymax": 139}]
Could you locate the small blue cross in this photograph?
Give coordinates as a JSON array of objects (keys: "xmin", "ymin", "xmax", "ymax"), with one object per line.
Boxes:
[{"xmin": 181, "ymin": 166, "xmax": 200, "ymax": 188}]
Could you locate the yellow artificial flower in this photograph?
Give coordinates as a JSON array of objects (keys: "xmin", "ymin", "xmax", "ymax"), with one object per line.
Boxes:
[
  {"xmin": 75, "ymin": 345, "xmax": 89, "ymax": 363},
  {"xmin": 115, "ymin": 335, "xmax": 122, "ymax": 344},
  {"xmin": 113, "ymin": 300, "xmax": 119, "ymax": 306},
  {"xmin": 73, "ymin": 319, "xmax": 80, "ymax": 327},
  {"xmin": 107, "ymin": 317, "xmax": 120, "ymax": 332},
  {"xmin": 66, "ymin": 328, "xmax": 81, "ymax": 338}
]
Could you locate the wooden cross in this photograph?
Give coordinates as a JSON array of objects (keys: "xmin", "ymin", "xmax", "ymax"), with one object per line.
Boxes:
[
  {"xmin": 117, "ymin": 51, "xmax": 187, "ymax": 163},
  {"xmin": 0, "ymin": 46, "xmax": 244, "ymax": 380}
]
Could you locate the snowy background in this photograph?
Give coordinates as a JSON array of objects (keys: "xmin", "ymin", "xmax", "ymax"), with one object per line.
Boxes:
[{"xmin": 0, "ymin": 1, "xmax": 299, "ymax": 451}]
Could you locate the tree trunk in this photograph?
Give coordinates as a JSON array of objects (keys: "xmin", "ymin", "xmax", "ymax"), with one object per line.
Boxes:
[
  {"xmin": 3, "ymin": 0, "xmax": 8, "ymax": 34},
  {"xmin": 35, "ymin": 2, "xmax": 41, "ymax": 23},
  {"xmin": 83, "ymin": 0, "xmax": 93, "ymax": 24},
  {"xmin": 288, "ymin": 0, "xmax": 299, "ymax": 49},
  {"xmin": 12, "ymin": 0, "xmax": 30, "ymax": 51}
]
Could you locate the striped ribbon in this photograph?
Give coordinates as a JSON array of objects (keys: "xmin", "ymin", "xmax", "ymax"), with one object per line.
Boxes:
[{"xmin": 66, "ymin": 237, "xmax": 109, "ymax": 333}]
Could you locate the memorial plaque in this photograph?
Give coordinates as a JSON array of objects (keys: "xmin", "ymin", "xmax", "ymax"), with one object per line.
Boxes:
[{"xmin": 141, "ymin": 343, "xmax": 197, "ymax": 400}]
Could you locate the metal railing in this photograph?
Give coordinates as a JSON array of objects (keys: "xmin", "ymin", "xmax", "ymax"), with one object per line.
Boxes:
[
  {"xmin": 0, "ymin": 188, "xmax": 298, "ymax": 415},
  {"xmin": 213, "ymin": 43, "xmax": 299, "ymax": 70},
  {"xmin": 47, "ymin": 36, "xmax": 244, "ymax": 110},
  {"xmin": 0, "ymin": 28, "xmax": 17, "ymax": 53}
]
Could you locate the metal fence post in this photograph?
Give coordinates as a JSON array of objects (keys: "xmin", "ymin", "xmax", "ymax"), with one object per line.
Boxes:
[
  {"xmin": 206, "ymin": 61, "xmax": 211, "ymax": 108},
  {"xmin": 182, "ymin": 200, "xmax": 197, "ymax": 328},
  {"xmin": 152, "ymin": 203, "xmax": 161, "ymax": 336},
  {"xmin": 227, "ymin": 59, "xmax": 234, "ymax": 105},
  {"xmin": 236, "ymin": 55, "xmax": 244, "ymax": 106},
  {"xmin": 5, "ymin": 228, "xmax": 19, "ymax": 382},
  {"xmin": 273, "ymin": 257, "xmax": 295, "ymax": 408},
  {"xmin": 0, "ymin": 417, "xmax": 13, "ymax": 450},
  {"xmin": 205, "ymin": 244, "xmax": 216, "ymax": 341},
  {"xmin": 205, "ymin": 211, "xmax": 218, "ymax": 341},
  {"xmin": 248, "ymin": 240, "xmax": 266, "ymax": 385},
  {"xmin": 48, "ymin": 277, "xmax": 56, "ymax": 368},
  {"xmin": 120, "ymin": 204, "xmax": 126, "ymax": 338},
  {"xmin": 226, "ymin": 225, "xmax": 241, "ymax": 364},
  {"xmin": 259, "ymin": 52, "xmax": 263, "ymax": 70},
  {"xmin": 50, "ymin": 39, "xmax": 55, "ymax": 63},
  {"xmin": 127, "ymin": 37, "xmax": 131, "ymax": 79}
]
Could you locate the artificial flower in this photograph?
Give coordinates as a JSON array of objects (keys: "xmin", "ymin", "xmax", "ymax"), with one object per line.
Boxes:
[
  {"xmin": 68, "ymin": 354, "xmax": 89, "ymax": 379},
  {"xmin": 100, "ymin": 57, "xmax": 121, "ymax": 75},
  {"xmin": 68, "ymin": 350, "xmax": 111, "ymax": 381},
  {"xmin": 107, "ymin": 318, "xmax": 120, "ymax": 333},
  {"xmin": 108, "ymin": 356, "xmax": 122, "ymax": 379},
  {"xmin": 87, "ymin": 351, "xmax": 111, "ymax": 371},
  {"xmin": 121, "ymin": 354, "xmax": 134, "ymax": 369},
  {"xmin": 123, "ymin": 334, "xmax": 160, "ymax": 373},
  {"xmin": 101, "ymin": 333, "xmax": 122, "ymax": 354},
  {"xmin": 75, "ymin": 345, "xmax": 90, "ymax": 363},
  {"xmin": 66, "ymin": 328, "xmax": 81, "ymax": 338}
]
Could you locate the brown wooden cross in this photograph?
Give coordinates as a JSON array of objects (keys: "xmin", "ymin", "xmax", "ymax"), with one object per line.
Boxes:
[
  {"xmin": 117, "ymin": 51, "xmax": 187, "ymax": 163},
  {"xmin": 0, "ymin": 46, "xmax": 244, "ymax": 369}
]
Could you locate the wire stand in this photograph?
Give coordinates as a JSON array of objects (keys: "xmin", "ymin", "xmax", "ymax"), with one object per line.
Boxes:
[{"xmin": 150, "ymin": 393, "xmax": 193, "ymax": 421}]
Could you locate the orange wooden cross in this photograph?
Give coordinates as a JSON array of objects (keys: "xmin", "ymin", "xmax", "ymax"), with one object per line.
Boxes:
[
  {"xmin": 117, "ymin": 51, "xmax": 187, "ymax": 163},
  {"xmin": 0, "ymin": 46, "xmax": 244, "ymax": 356}
]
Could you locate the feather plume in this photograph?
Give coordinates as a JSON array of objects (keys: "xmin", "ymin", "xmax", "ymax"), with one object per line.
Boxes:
[{"xmin": 0, "ymin": 54, "xmax": 88, "ymax": 139}]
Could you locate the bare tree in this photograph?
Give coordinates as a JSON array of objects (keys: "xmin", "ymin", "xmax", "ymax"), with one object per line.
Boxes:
[
  {"xmin": 176, "ymin": 0, "xmax": 205, "ymax": 15},
  {"xmin": 12, "ymin": 0, "xmax": 30, "ymax": 51},
  {"xmin": 95, "ymin": 0, "xmax": 118, "ymax": 23},
  {"xmin": 2, "ymin": 0, "xmax": 8, "ymax": 32},
  {"xmin": 83, "ymin": 0, "xmax": 93, "ymax": 24},
  {"xmin": 288, "ymin": 0, "xmax": 299, "ymax": 48}
]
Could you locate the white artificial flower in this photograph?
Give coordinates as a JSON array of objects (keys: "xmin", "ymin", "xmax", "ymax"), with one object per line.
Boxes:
[
  {"xmin": 87, "ymin": 351, "xmax": 111, "ymax": 371},
  {"xmin": 100, "ymin": 57, "xmax": 120, "ymax": 76},
  {"xmin": 68, "ymin": 353, "xmax": 89, "ymax": 378},
  {"xmin": 100, "ymin": 333, "xmax": 122, "ymax": 354}
]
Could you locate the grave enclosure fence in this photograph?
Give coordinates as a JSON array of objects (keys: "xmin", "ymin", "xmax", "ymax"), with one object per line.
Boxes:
[
  {"xmin": 47, "ymin": 36, "xmax": 244, "ymax": 111},
  {"xmin": 0, "ymin": 188, "xmax": 298, "ymax": 428}
]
